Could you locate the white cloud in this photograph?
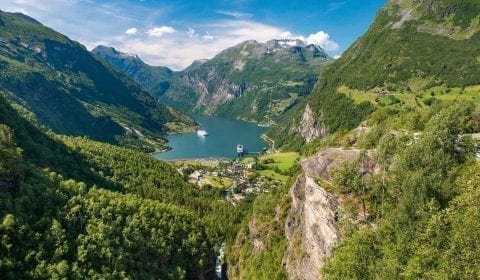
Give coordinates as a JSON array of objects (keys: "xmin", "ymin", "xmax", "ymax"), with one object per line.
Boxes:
[
  {"xmin": 279, "ymin": 30, "xmax": 339, "ymax": 51},
  {"xmin": 305, "ymin": 31, "xmax": 339, "ymax": 51},
  {"xmin": 216, "ymin": 10, "xmax": 253, "ymax": 19},
  {"xmin": 202, "ymin": 32, "xmax": 214, "ymax": 40},
  {"xmin": 0, "ymin": 0, "xmax": 340, "ymax": 70},
  {"xmin": 125, "ymin": 27, "xmax": 138, "ymax": 35},
  {"xmin": 116, "ymin": 20, "xmax": 286, "ymax": 70},
  {"xmin": 146, "ymin": 26, "xmax": 176, "ymax": 37},
  {"xmin": 187, "ymin": 27, "xmax": 196, "ymax": 37},
  {"xmin": 279, "ymin": 31, "xmax": 294, "ymax": 39},
  {"xmin": 333, "ymin": 55, "xmax": 341, "ymax": 59}
]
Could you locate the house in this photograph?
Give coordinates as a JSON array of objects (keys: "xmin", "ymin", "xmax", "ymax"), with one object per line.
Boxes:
[
  {"xmin": 230, "ymin": 164, "xmax": 243, "ymax": 174},
  {"xmin": 189, "ymin": 171, "xmax": 203, "ymax": 182}
]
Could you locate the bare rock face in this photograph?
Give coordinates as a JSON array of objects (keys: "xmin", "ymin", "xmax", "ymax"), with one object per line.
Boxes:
[
  {"xmin": 284, "ymin": 174, "xmax": 339, "ymax": 280},
  {"xmin": 284, "ymin": 148, "xmax": 373, "ymax": 280},
  {"xmin": 297, "ymin": 104, "xmax": 327, "ymax": 143},
  {"xmin": 185, "ymin": 69, "xmax": 240, "ymax": 113},
  {"xmin": 301, "ymin": 148, "xmax": 363, "ymax": 181}
]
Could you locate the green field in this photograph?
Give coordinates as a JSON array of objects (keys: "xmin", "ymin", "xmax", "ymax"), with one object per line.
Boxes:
[
  {"xmin": 243, "ymin": 152, "xmax": 299, "ymax": 171},
  {"xmin": 258, "ymin": 170, "xmax": 290, "ymax": 182},
  {"xmin": 260, "ymin": 152, "xmax": 300, "ymax": 171},
  {"xmin": 202, "ymin": 176, "xmax": 233, "ymax": 189},
  {"xmin": 339, "ymin": 84, "xmax": 480, "ymax": 109},
  {"xmin": 242, "ymin": 152, "xmax": 299, "ymax": 183}
]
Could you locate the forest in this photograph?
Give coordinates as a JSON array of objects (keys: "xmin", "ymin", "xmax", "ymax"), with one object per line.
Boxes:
[{"xmin": 0, "ymin": 94, "xmax": 247, "ymax": 279}]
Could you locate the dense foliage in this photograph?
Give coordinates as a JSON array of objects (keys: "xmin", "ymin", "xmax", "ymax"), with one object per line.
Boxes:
[
  {"xmin": 0, "ymin": 11, "xmax": 194, "ymax": 152},
  {"xmin": 227, "ymin": 182, "xmax": 292, "ymax": 280},
  {"xmin": 323, "ymin": 102, "xmax": 480, "ymax": 279},
  {"xmin": 0, "ymin": 95, "xmax": 239, "ymax": 279}
]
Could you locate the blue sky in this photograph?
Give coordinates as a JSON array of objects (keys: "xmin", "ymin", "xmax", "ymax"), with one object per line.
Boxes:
[{"xmin": 0, "ymin": 0, "xmax": 386, "ymax": 70}]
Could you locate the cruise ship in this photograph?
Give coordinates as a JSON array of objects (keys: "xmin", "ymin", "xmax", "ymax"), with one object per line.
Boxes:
[
  {"xmin": 237, "ymin": 144, "xmax": 244, "ymax": 155},
  {"xmin": 196, "ymin": 129, "xmax": 208, "ymax": 136}
]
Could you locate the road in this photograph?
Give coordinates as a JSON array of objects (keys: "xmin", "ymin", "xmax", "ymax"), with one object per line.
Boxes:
[{"xmin": 261, "ymin": 134, "xmax": 278, "ymax": 153}]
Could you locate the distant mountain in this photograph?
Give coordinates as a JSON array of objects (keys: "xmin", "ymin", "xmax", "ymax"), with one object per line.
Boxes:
[
  {"xmin": 0, "ymin": 11, "xmax": 195, "ymax": 152},
  {"xmin": 268, "ymin": 0, "xmax": 480, "ymax": 150},
  {"xmin": 95, "ymin": 39, "xmax": 332, "ymax": 124},
  {"xmin": 92, "ymin": 46, "xmax": 174, "ymax": 97}
]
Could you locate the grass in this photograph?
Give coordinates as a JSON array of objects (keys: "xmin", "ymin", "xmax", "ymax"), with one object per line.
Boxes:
[
  {"xmin": 338, "ymin": 84, "xmax": 480, "ymax": 110},
  {"xmin": 261, "ymin": 152, "xmax": 300, "ymax": 171},
  {"xmin": 242, "ymin": 152, "xmax": 299, "ymax": 171},
  {"xmin": 258, "ymin": 170, "xmax": 289, "ymax": 183},
  {"xmin": 202, "ymin": 176, "xmax": 233, "ymax": 189},
  {"xmin": 242, "ymin": 152, "xmax": 299, "ymax": 183}
]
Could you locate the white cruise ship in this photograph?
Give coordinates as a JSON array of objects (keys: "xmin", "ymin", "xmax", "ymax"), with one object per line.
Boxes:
[{"xmin": 196, "ymin": 129, "xmax": 208, "ymax": 136}]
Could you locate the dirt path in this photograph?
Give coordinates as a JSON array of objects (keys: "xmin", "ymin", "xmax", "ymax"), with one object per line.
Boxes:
[{"xmin": 261, "ymin": 134, "xmax": 278, "ymax": 153}]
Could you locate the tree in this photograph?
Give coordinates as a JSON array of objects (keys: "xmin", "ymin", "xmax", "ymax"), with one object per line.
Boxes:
[
  {"xmin": 375, "ymin": 133, "xmax": 397, "ymax": 215},
  {"xmin": 332, "ymin": 151, "xmax": 370, "ymax": 219}
]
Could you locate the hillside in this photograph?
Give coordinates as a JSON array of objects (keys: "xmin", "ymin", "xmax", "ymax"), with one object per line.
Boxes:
[
  {"xmin": 95, "ymin": 40, "xmax": 332, "ymax": 124},
  {"xmin": 92, "ymin": 45, "xmax": 175, "ymax": 97},
  {"xmin": 0, "ymin": 92, "xmax": 240, "ymax": 279},
  {"xmin": 268, "ymin": 0, "xmax": 480, "ymax": 150},
  {"xmin": 225, "ymin": 0, "xmax": 480, "ymax": 278},
  {"xmin": 0, "ymin": 11, "xmax": 195, "ymax": 152}
]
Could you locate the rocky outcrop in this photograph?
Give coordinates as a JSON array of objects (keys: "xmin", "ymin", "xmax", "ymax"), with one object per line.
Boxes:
[
  {"xmin": 297, "ymin": 104, "xmax": 327, "ymax": 143},
  {"xmin": 284, "ymin": 148, "xmax": 369, "ymax": 280},
  {"xmin": 284, "ymin": 174, "xmax": 338, "ymax": 280}
]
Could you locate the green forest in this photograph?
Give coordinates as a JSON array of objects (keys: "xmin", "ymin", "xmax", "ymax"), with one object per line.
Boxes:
[{"xmin": 0, "ymin": 94, "xmax": 247, "ymax": 279}]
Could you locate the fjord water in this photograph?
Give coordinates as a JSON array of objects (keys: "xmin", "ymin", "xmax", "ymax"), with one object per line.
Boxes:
[{"xmin": 153, "ymin": 115, "xmax": 268, "ymax": 160}]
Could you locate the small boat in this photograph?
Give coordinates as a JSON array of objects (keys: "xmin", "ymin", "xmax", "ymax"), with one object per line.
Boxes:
[{"xmin": 197, "ymin": 129, "xmax": 208, "ymax": 136}]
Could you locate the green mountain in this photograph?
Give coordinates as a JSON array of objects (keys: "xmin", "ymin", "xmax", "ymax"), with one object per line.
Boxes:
[
  {"xmin": 268, "ymin": 0, "xmax": 480, "ymax": 150},
  {"xmin": 0, "ymin": 11, "xmax": 195, "ymax": 152},
  {"xmin": 0, "ymin": 91, "xmax": 241, "ymax": 278},
  {"xmin": 227, "ymin": 1, "xmax": 480, "ymax": 279},
  {"xmin": 95, "ymin": 40, "xmax": 332, "ymax": 124},
  {"xmin": 92, "ymin": 45, "xmax": 175, "ymax": 97}
]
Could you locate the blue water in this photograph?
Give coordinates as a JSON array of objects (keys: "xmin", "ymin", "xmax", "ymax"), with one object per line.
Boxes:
[{"xmin": 153, "ymin": 115, "xmax": 268, "ymax": 160}]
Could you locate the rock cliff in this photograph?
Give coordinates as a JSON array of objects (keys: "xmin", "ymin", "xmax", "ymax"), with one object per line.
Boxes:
[{"xmin": 284, "ymin": 148, "xmax": 367, "ymax": 279}]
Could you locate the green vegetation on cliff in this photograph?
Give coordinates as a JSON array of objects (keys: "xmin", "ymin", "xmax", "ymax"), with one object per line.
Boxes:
[
  {"xmin": 268, "ymin": 0, "xmax": 480, "ymax": 150},
  {"xmin": 0, "ymin": 11, "xmax": 194, "ymax": 152}
]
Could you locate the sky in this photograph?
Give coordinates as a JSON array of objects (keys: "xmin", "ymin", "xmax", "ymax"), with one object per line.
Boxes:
[{"xmin": 0, "ymin": 0, "xmax": 386, "ymax": 70}]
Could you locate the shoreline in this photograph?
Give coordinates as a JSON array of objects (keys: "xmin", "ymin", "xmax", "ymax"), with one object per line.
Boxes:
[{"xmin": 261, "ymin": 134, "xmax": 278, "ymax": 153}]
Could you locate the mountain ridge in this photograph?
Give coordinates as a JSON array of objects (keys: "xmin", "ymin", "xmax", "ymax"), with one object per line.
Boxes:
[
  {"xmin": 94, "ymin": 39, "xmax": 333, "ymax": 124},
  {"xmin": 0, "ymin": 11, "xmax": 195, "ymax": 152},
  {"xmin": 267, "ymin": 0, "xmax": 480, "ymax": 150}
]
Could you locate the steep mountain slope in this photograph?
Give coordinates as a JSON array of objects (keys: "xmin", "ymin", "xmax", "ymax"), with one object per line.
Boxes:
[
  {"xmin": 92, "ymin": 45, "xmax": 175, "ymax": 97},
  {"xmin": 164, "ymin": 39, "xmax": 332, "ymax": 124},
  {"xmin": 268, "ymin": 0, "xmax": 480, "ymax": 150},
  {"xmin": 0, "ymin": 11, "xmax": 194, "ymax": 152},
  {"xmin": 227, "ymin": 1, "xmax": 480, "ymax": 278},
  {"xmin": 0, "ymin": 92, "xmax": 238, "ymax": 279},
  {"xmin": 95, "ymin": 40, "xmax": 332, "ymax": 124}
]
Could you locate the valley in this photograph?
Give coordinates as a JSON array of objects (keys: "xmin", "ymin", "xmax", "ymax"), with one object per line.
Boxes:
[{"xmin": 1, "ymin": 0, "xmax": 480, "ymax": 279}]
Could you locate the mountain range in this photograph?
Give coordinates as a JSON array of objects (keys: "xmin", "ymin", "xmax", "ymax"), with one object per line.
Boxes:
[
  {"xmin": 93, "ymin": 39, "xmax": 332, "ymax": 124},
  {"xmin": 0, "ymin": 10, "xmax": 195, "ymax": 152}
]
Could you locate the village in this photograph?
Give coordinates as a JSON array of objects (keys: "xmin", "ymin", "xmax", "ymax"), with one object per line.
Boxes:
[{"xmin": 172, "ymin": 147, "xmax": 300, "ymax": 204}]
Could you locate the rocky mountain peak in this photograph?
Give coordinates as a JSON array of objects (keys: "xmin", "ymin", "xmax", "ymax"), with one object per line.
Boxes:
[{"xmin": 92, "ymin": 45, "xmax": 140, "ymax": 60}]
